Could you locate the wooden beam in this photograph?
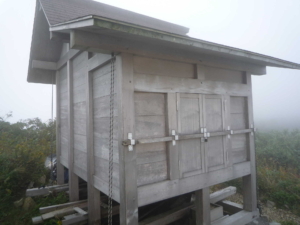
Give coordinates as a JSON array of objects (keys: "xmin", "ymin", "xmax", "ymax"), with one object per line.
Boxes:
[
  {"xmin": 56, "ymin": 72, "xmax": 65, "ymax": 184},
  {"xmin": 134, "ymin": 74, "xmax": 251, "ymax": 96},
  {"xmin": 50, "ymin": 31, "xmax": 70, "ymax": 42},
  {"xmin": 210, "ymin": 186, "xmax": 237, "ymax": 204},
  {"xmin": 86, "ymin": 59, "xmax": 101, "ymax": 224},
  {"xmin": 243, "ymin": 73, "xmax": 258, "ymax": 214},
  {"xmin": 57, "ymin": 49, "xmax": 82, "ymax": 70},
  {"xmin": 118, "ymin": 53, "xmax": 139, "ymax": 224},
  {"xmin": 70, "ymin": 29, "xmax": 266, "ymax": 75},
  {"xmin": 73, "ymin": 207, "xmax": 88, "ymax": 215},
  {"xmin": 40, "ymin": 200, "xmax": 87, "ymax": 214},
  {"xmin": 32, "ymin": 60, "xmax": 57, "ymax": 70},
  {"xmin": 26, "ymin": 184, "xmax": 69, "ymax": 197},
  {"xmin": 88, "ymin": 53, "xmax": 111, "ymax": 72},
  {"xmin": 211, "ymin": 210, "xmax": 253, "ymax": 225},
  {"xmin": 138, "ymin": 161, "xmax": 251, "ymax": 207},
  {"xmin": 195, "ymin": 187, "xmax": 211, "ymax": 225},
  {"xmin": 67, "ymin": 60, "xmax": 79, "ymax": 202},
  {"xmin": 217, "ymin": 200, "xmax": 243, "ymax": 214},
  {"xmin": 167, "ymin": 93, "xmax": 180, "ymax": 180}
]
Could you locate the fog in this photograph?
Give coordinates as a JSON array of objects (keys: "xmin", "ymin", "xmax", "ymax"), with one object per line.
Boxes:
[{"xmin": 0, "ymin": 0, "xmax": 299, "ymax": 130}]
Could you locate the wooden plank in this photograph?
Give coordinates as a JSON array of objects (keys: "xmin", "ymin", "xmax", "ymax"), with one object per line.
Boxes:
[
  {"xmin": 139, "ymin": 203, "xmax": 193, "ymax": 225},
  {"xmin": 32, "ymin": 60, "xmax": 57, "ymax": 70},
  {"xmin": 88, "ymin": 52, "xmax": 111, "ymax": 71},
  {"xmin": 26, "ymin": 184, "xmax": 69, "ymax": 197},
  {"xmin": 134, "ymin": 74, "xmax": 250, "ymax": 96},
  {"xmin": 135, "ymin": 115, "xmax": 166, "ymax": 139},
  {"xmin": 41, "ymin": 202, "xmax": 87, "ymax": 220},
  {"xmin": 204, "ymin": 95, "xmax": 226, "ymax": 171},
  {"xmin": 210, "ymin": 186, "xmax": 237, "ymax": 204},
  {"xmin": 167, "ymin": 93, "xmax": 179, "ymax": 180},
  {"xmin": 196, "ymin": 64, "xmax": 206, "ymax": 81},
  {"xmin": 204, "ymin": 66, "xmax": 244, "ymax": 84},
  {"xmin": 217, "ymin": 200, "xmax": 243, "ymax": 214},
  {"xmin": 118, "ymin": 53, "xmax": 139, "ymax": 224},
  {"xmin": 133, "ymin": 55, "xmax": 194, "ymax": 78},
  {"xmin": 94, "ymin": 156, "xmax": 120, "ymax": 188},
  {"xmin": 56, "ymin": 71, "xmax": 64, "ymax": 184},
  {"xmin": 232, "ymin": 129, "xmax": 252, "ymax": 134},
  {"xmin": 73, "ymin": 207, "xmax": 88, "ymax": 215},
  {"xmin": 86, "ymin": 59, "xmax": 101, "ymax": 224},
  {"xmin": 211, "ymin": 210, "xmax": 253, "ymax": 225},
  {"xmin": 137, "ymin": 160, "xmax": 168, "ymax": 186},
  {"xmin": 134, "ymin": 92, "xmax": 165, "ymax": 116},
  {"xmin": 243, "ymin": 73, "xmax": 258, "ymax": 214},
  {"xmin": 67, "ymin": 60, "xmax": 79, "ymax": 202},
  {"xmin": 177, "ymin": 93, "xmax": 204, "ymax": 176},
  {"xmin": 73, "ymin": 165, "xmax": 87, "ymax": 182},
  {"xmin": 57, "ymin": 49, "xmax": 82, "ymax": 70},
  {"xmin": 138, "ymin": 161, "xmax": 251, "ymax": 207},
  {"xmin": 136, "ymin": 136, "xmax": 172, "ymax": 144},
  {"xmin": 136, "ymin": 145, "xmax": 166, "ymax": 165},
  {"xmin": 40, "ymin": 200, "xmax": 87, "ymax": 214},
  {"xmin": 195, "ymin": 187, "xmax": 211, "ymax": 225},
  {"xmin": 93, "ymin": 175, "xmax": 120, "ymax": 203}
]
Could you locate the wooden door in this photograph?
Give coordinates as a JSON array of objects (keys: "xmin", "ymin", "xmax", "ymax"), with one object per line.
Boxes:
[
  {"xmin": 177, "ymin": 93, "xmax": 228, "ymax": 177},
  {"xmin": 177, "ymin": 93, "xmax": 205, "ymax": 177},
  {"xmin": 203, "ymin": 94, "xmax": 228, "ymax": 172}
]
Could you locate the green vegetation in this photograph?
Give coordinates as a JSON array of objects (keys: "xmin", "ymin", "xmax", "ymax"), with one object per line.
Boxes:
[
  {"xmin": 1, "ymin": 113, "xmax": 300, "ymax": 223},
  {"xmin": 256, "ymin": 130, "xmax": 300, "ymax": 215},
  {"xmin": 0, "ymin": 114, "xmax": 68, "ymax": 225}
]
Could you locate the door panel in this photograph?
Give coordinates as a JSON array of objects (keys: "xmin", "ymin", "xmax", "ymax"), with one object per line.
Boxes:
[
  {"xmin": 203, "ymin": 95, "xmax": 227, "ymax": 171},
  {"xmin": 177, "ymin": 93, "xmax": 204, "ymax": 177}
]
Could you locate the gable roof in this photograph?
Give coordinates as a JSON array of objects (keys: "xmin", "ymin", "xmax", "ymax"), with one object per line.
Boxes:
[
  {"xmin": 28, "ymin": 0, "xmax": 300, "ymax": 84},
  {"xmin": 40, "ymin": 0, "xmax": 189, "ymax": 35}
]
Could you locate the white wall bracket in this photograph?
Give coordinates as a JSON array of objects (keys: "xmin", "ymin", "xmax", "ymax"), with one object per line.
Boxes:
[
  {"xmin": 122, "ymin": 133, "xmax": 136, "ymax": 151},
  {"xmin": 171, "ymin": 130, "xmax": 179, "ymax": 146}
]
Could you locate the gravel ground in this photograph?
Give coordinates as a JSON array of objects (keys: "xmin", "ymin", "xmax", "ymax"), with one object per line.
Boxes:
[{"xmin": 227, "ymin": 193, "xmax": 300, "ymax": 224}]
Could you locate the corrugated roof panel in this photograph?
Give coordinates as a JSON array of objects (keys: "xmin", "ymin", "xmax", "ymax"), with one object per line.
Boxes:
[{"xmin": 39, "ymin": 0, "xmax": 189, "ymax": 35}]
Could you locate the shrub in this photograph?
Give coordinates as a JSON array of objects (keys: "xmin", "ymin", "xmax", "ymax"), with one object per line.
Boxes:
[
  {"xmin": 0, "ymin": 115, "xmax": 56, "ymax": 223},
  {"xmin": 255, "ymin": 130, "xmax": 300, "ymax": 215}
]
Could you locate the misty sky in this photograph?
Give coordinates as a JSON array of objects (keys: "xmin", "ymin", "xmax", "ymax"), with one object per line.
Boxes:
[{"xmin": 0, "ymin": 0, "xmax": 299, "ymax": 129}]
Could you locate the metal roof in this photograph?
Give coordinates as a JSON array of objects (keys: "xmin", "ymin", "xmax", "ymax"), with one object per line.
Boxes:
[
  {"xmin": 27, "ymin": 0, "xmax": 300, "ymax": 84},
  {"xmin": 39, "ymin": 0, "xmax": 189, "ymax": 35}
]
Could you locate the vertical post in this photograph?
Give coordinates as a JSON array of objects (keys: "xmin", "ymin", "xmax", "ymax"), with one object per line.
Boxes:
[
  {"xmin": 67, "ymin": 60, "xmax": 79, "ymax": 201},
  {"xmin": 86, "ymin": 65, "xmax": 101, "ymax": 224},
  {"xmin": 243, "ymin": 72, "xmax": 258, "ymax": 214},
  {"xmin": 167, "ymin": 93, "xmax": 180, "ymax": 180},
  {"xmin": 117, "ymin": 53, "xmax": 138, "ymax": 225},
  {"xmin": 224, "ymin": 94, "xmax": 232, "ymax": 167},
  {"xmin": 56, "ymin": 71, "xmax": 64, "ymax": 185},
  {"xmin": 195, "ymin": 187, "xmax": 211, "ymax": 225}
]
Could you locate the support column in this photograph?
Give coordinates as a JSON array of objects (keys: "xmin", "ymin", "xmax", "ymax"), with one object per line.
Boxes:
[
  {"xmin": 118, "ymin": 53, "xmax": 139, "ymax": 225},
  {"xmin": 243, "ymin": 73, "xmax": 258, "ymax": 214},
  {"xmin": 67, "ymin": 60, "xmax": 79, "ymax": 201},
  {"xmin": 86, "ymin": 60, "xmax": 101, "ymax": 224},
  {"xmin": 167, "ymin": 93, "xmax": 180, "ymax": 180},
  {"xmin": 195, "ymin": 187, "xmax": 211, "ymax": 225},
  {"xmin": 56, "ymin": 71, "xmax": 64, "ymax": 185}
]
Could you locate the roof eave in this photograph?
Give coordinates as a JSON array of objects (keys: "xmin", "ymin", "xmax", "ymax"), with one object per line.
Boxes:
[{"xmin": 50, "ymin": 17, "xmax": 300, "ymax": 70}]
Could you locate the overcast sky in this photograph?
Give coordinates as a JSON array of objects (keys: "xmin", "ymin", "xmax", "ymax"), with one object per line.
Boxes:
[{"xmin": 0, "ymin": 0, "xmax": 299, "ymax": 129}]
